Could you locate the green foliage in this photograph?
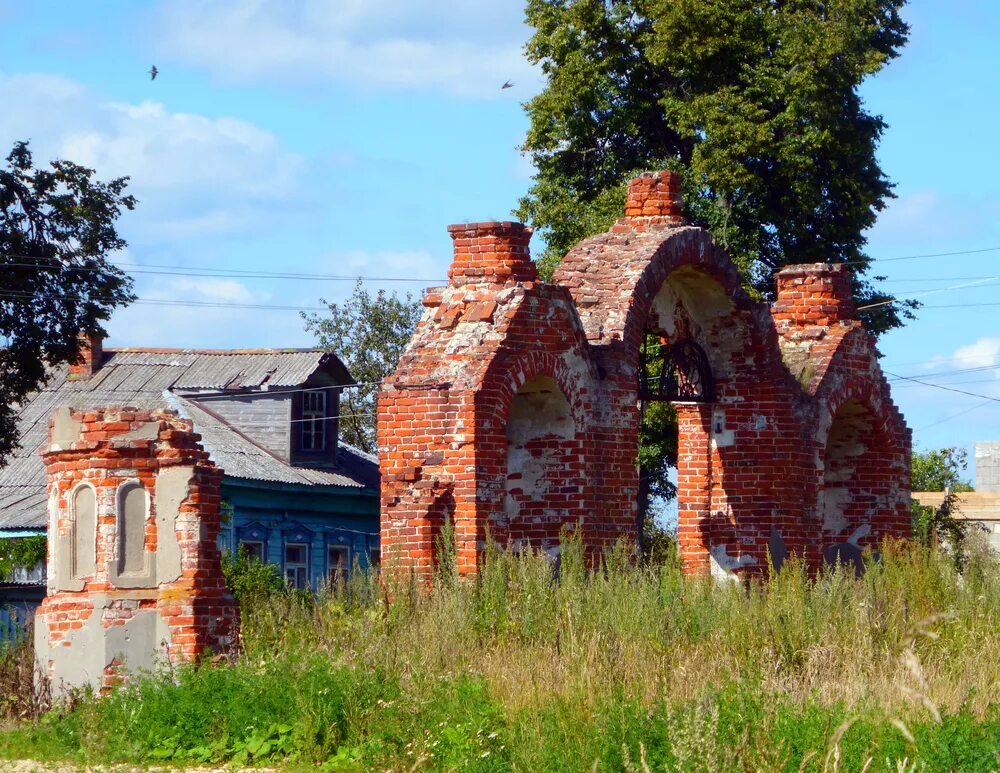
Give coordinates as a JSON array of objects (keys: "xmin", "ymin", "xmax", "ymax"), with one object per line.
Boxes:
[
  {"xmin": 4, "ymin": 539, "xmax": 1000, "ymax": 769},
  {"xmin": 0, "ymin": 140, "xmax": 136, "ymax": 463},
  {"xmin": 912, "ymin": 446, "xmax": 974, "ymax": 492},
  {"xmin": 0, "ymin": 535, "xmax": 46, "ymax": 582},
  {"xmin": 518, "ymin": 0, "xmax": 913, "ymax": 334},
  {"xmin": 221, "ymin": 544, "xmax": 285, "ymax": 603},
  {"xmin": 302, "ymin": 279, "xmax": 422, "ymax": 453}
]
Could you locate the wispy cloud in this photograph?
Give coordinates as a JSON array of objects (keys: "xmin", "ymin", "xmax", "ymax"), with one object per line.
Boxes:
[
  {"xmin": 952, "ymin": 337, "xmax": 1000, "ymax": 369},
  {"xmin": 153, "ymin": 0, "xmax": 536, "ymax": 99},
  {"xmin": 0, "ymin": 71, "xmax": 304, "ymax": 244}
]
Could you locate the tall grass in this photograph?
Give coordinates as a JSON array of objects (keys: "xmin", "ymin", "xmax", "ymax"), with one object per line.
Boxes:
[{"xmin": 2, "ymin": 535, "xmax": 999, "ymax": 770}]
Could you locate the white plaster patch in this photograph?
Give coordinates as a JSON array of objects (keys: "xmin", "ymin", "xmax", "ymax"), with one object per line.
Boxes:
[
  {"xmin": 820, "ymin": 487, "xmax": 851, "ymax": 534},
  {"xmin": 709, "ymin": 544, "xmax": 756, "ymax": 583}
]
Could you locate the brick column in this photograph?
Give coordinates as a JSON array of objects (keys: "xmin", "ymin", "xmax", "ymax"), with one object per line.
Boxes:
[
  {"xmin": 34, "ymin": 407, "xmax": 238, "ymax": 696},
  {"xmin": 674, "ymin": 402, "xmax": 714, "ymax": 575}
]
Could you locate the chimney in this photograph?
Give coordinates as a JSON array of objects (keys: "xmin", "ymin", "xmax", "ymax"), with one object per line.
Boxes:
[
  {"xmin": 446, "ymin": 221, "xmax": 537, "ymax": 287},
  {"xmin": 67, "ymin": 331, "xmax": 104, "ymax": 381},
  {"xmin": 772, "ymin": 264, "xmax": 856, "ymax": 332},
  {"xmin": 623, "ymin": 171, "xmax": 685, "ymax": 225}
]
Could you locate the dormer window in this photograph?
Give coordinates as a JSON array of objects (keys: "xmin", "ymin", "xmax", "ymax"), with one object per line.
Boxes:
[{"xmin": 301, "ymin": 390, "xmax": 327, "ymax": 451}]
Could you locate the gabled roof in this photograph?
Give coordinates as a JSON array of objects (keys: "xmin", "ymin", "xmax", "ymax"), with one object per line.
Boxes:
[{"xmin": 0, "ymin": 348, "xmax": 377, "ymax": 531}]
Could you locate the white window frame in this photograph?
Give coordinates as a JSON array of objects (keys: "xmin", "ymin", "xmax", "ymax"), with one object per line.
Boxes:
[
  {"xmin": 301, "ymin": 390, "xmax": 327, "ymax": 451},
  {"xmin": 284, "ymin": 542, "xmax": 310, "ymax": 589}
]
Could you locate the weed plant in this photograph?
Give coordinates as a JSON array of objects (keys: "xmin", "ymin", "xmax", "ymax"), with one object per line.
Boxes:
[{"xmin": 1, "ymin": 535, "xmax": 999, "ymax": 770}]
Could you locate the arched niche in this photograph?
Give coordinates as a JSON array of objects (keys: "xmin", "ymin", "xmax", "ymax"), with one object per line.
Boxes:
[
  {"xmin": 110, "ymin": 481, "xmax": 155, "ymax": 587},
  {"xmin": 819, "ymin": 397, "xmax": 893, "ymax": 566},
  {"xmin": 70, "ymin": 483, "xmax": 97, "ymax": 580},
  {"xmin": 502, "ymin": 375, "xmax": 580, "ymax": 550}
]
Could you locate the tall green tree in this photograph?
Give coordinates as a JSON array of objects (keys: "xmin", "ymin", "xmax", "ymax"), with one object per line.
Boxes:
[
  {"xmin": 303, "ymin": 280, "xmax": 422, "ymax": 454},
  {"xmin": 911, "ymin": 447, "xmax": 974, "ymax": 493},
  {"xmin": 0, "ymin": 141, "xmax": 136, "ymax": 464},
  {"xmin": 518, "ymin": 0, "xmax": 910, "ymax": 334}
]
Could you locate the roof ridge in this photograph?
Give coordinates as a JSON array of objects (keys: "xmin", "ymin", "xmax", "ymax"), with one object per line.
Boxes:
[{"xmin": 105, "ymin": 347, "xmax": 326, "ymax": 355}]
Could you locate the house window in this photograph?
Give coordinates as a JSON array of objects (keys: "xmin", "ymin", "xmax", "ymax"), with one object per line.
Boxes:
[
  {"xmin": 240, "ymin": 540, "xmax": 265, "ymax": 562},
  {"xmin": 328, "ymin": 545, "xmax": 350, "ymax": 584},
  {"xmin": 284, "ymin": 543, "xmax": 309, "ymax": 589},
  {"xmin": 301, "ymin": 390, "xmax": 327, "ymax": 451}
]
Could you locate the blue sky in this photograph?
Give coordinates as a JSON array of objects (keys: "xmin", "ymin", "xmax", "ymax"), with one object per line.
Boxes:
[{"xmin": 1, "ymin": 1, "xmax": 998, "ymax": 475}]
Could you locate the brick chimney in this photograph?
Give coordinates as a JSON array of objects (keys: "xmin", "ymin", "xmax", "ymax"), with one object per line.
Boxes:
[
  {"xmin": 772, "ymin": 264, "xmax": 856, "ymax": 332},
  {"xmin": 446, "ymin": 221, "xmax": 537, "ymax": 287},
  {"xmin": 67, "ymin": 331, "xmax": 104, "ymax": 381},
  {"xmin": 623, "ymin": 171, "xmax": 685, "ymax": 225}
]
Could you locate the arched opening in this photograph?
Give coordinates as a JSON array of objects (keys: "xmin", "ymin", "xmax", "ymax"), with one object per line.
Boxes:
[
  {"xmin": 502, "ymin": 375, "xmax": 580, "ymax": 551},
  {"xmin": 71, "ymin": 484, "xmax": 96, "ymax": 580},
  {"xmin": 117, "ymin": 482, "xmax": 148, "ymax": 575},
  {"xmin": 636, "ymin": 266, "xmax": 742, "ymax": 550},
  {"xmin": 819, "ymin": 398, "xmax": 891, "ymax": 568}
]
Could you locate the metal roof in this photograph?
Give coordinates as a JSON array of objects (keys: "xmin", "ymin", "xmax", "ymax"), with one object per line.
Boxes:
[{"xmin": 0, "ymin": 348, "xmax": 376, "ymax": 532}]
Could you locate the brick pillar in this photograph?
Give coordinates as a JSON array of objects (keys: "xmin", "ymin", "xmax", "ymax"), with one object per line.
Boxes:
[
  {"xmin": 67, "ymin": 331, "xmax": 104, "ymax": 381},
  {"xmin": 674, "ymin": 402, "xmax": 713, "ymax": 575},
  {"xmin": 772, "ymin": 263, "xmax": 855, "ymax": 333},
  {"xmin": 447, "ymin": 221, "xmax": 537, "ymax": 287},
  {"xmin": 622, "ymin": 171, "xmax": 685, "ymax": 226},
  {"xmin": 34, "ymin": 407, "xmax": 238, "ymax": 696}
]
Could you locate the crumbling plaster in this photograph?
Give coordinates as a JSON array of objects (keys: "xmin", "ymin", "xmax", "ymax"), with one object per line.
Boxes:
[{"xmin": 378, "ymin": 172, "xmax": 912, "ymax": 580}]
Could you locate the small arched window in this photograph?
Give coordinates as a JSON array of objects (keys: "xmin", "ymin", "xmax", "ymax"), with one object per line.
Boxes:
[
  {"xmin": 71, "ymin": 484, "xmax": 97, "ymax": 579},
  {"xmin": 117, "ymin": 482, "xmax": 148, "ymax": 575}
]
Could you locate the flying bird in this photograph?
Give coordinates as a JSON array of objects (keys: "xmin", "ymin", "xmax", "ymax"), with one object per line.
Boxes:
[
  {"xmin": 148, "ymin": 65, "xmax": 158, "ymax": 81},
  {"xmin": 501, "ymin": 80, "xmax": 513, "ymax": 89}
]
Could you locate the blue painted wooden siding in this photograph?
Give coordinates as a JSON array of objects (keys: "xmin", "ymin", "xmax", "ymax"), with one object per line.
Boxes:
[
  {"xmin": 218, "ymin": 479, "xmax": 380, "ymax": 591},
  {"xmin": 0, "ymin": 601, "xmax": 38, "ymax": 644}
]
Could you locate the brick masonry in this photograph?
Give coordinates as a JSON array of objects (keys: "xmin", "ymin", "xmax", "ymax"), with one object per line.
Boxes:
[
  {"xmin": 34, "ymin": 407, "xmax": 238, "ymax": 695},
  {"xmin": 378, "ymin": 171, "xmax": 911, "ymax": 579}
]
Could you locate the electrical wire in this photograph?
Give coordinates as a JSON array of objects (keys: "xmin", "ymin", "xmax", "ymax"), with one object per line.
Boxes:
[
  {"xmin": 0, "ymin": 253, "xmax": 446, "ymax": 284},
  {"xmin": 883, "ymin": 370, "xmax": 1000, "ymax": 404}
]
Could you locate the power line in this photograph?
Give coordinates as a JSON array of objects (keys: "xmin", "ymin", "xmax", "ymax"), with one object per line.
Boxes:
[
  {"xmin": 887, "ymin": 363, "xmax": 1000, "ymax": 382},
  {"xmin": 883, "ymin": 370, "xmax": 1000, "ymax": 404},
  {"xmin": 856, "ymin": 277, "xmax": 1000, "ymax": 311},
  {"xmin": 914, "ymin": 399, "xmax": 1000, "ymax": 432},
  {"xmin": 184, "ymin": 382, "xmax": 382, "ymax": 400},
  {"xmin": 1, "ymin": 253, "xmax": 446, "ymax": 284},
  {"xmin": 0, "ymin": 288, "xmax": 329, "ymax": 313}
]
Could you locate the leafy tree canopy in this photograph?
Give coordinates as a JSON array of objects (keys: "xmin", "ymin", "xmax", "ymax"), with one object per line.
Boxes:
[
  {"xmin": 911, "ymin": 446, "xmax": 974, "ymax": 493},
  {"xmin": 0, "ymin": 141, "xmax": 136, "ymax": 463},
  {"xmin": 518, "ymin": 0, "xmax": 911, "ymax": 334},
  {"xmin": 302, "ymin": 280, "xmax": 422, "ymax": 454}
]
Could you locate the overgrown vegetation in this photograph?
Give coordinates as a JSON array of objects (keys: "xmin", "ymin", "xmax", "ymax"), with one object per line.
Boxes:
[
  {"xmin": 2, "ymin": 536, "xmax": 999, "ymax": 770},
  {"xmin": 0, "ymin": 535, "xmax": 46, "ymax": 581}
]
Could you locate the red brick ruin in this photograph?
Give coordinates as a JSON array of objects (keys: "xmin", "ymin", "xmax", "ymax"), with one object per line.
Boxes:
[
  {"xmin": 379, "ymin": 171, "xmax": 911, "ymax": 580},
  {"xmin": 35, "ymin": 407, "xmax": 237, "ymax": 695}
]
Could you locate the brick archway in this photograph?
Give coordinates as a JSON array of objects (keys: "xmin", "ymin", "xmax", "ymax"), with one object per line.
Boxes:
[{"xmin": 379, "ymin": 172, "xmax": 911, "ymax": 579}]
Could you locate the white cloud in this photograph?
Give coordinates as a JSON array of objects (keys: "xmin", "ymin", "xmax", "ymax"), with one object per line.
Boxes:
[
  {"xmin": 0, "ymin": 71, "xmax": 304, "ymax": 244},
  {"xmin": 146, "ymin": 278, "xmax": 263, "ymax": 305},
  {"xmin": 153, "ymin": 0, "xmax": 536, "ymax": 99},
  {"xmin": 952, "ymin": 337, "xmax": 1000, "ymax": 369}
]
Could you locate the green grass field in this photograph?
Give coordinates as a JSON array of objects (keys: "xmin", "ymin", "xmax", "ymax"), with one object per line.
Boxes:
[{"xmin": 2, "ymin": 537, "xmax": 999, "ymax": 771}]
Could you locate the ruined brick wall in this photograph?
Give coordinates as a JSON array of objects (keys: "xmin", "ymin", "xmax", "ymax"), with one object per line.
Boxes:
[
  {"xmin": 379, "ymin": 171, "xmax": 911, "ymax": 580},
  {"xmin": 34, "ymin": 407, "xmax": 238, "ymax": 695}
]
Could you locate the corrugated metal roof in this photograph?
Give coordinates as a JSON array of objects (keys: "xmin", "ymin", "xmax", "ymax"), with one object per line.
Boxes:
[
  {"xmin": 0, "ymin": 348, "xmax": 376, "ymax": 531},
  {"xmin": 178, "ymin": 398, "xmax": 371, "ymax": 488}
]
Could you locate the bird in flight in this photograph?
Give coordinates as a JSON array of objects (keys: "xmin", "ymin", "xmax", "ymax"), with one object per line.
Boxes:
[
  {"xmin": 501, "ymin": 80, "xmax": 513, "ymax": 89},
  {"xmin": 148, "ymin": 65, "xmax": 158, "ymax": 81}
]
